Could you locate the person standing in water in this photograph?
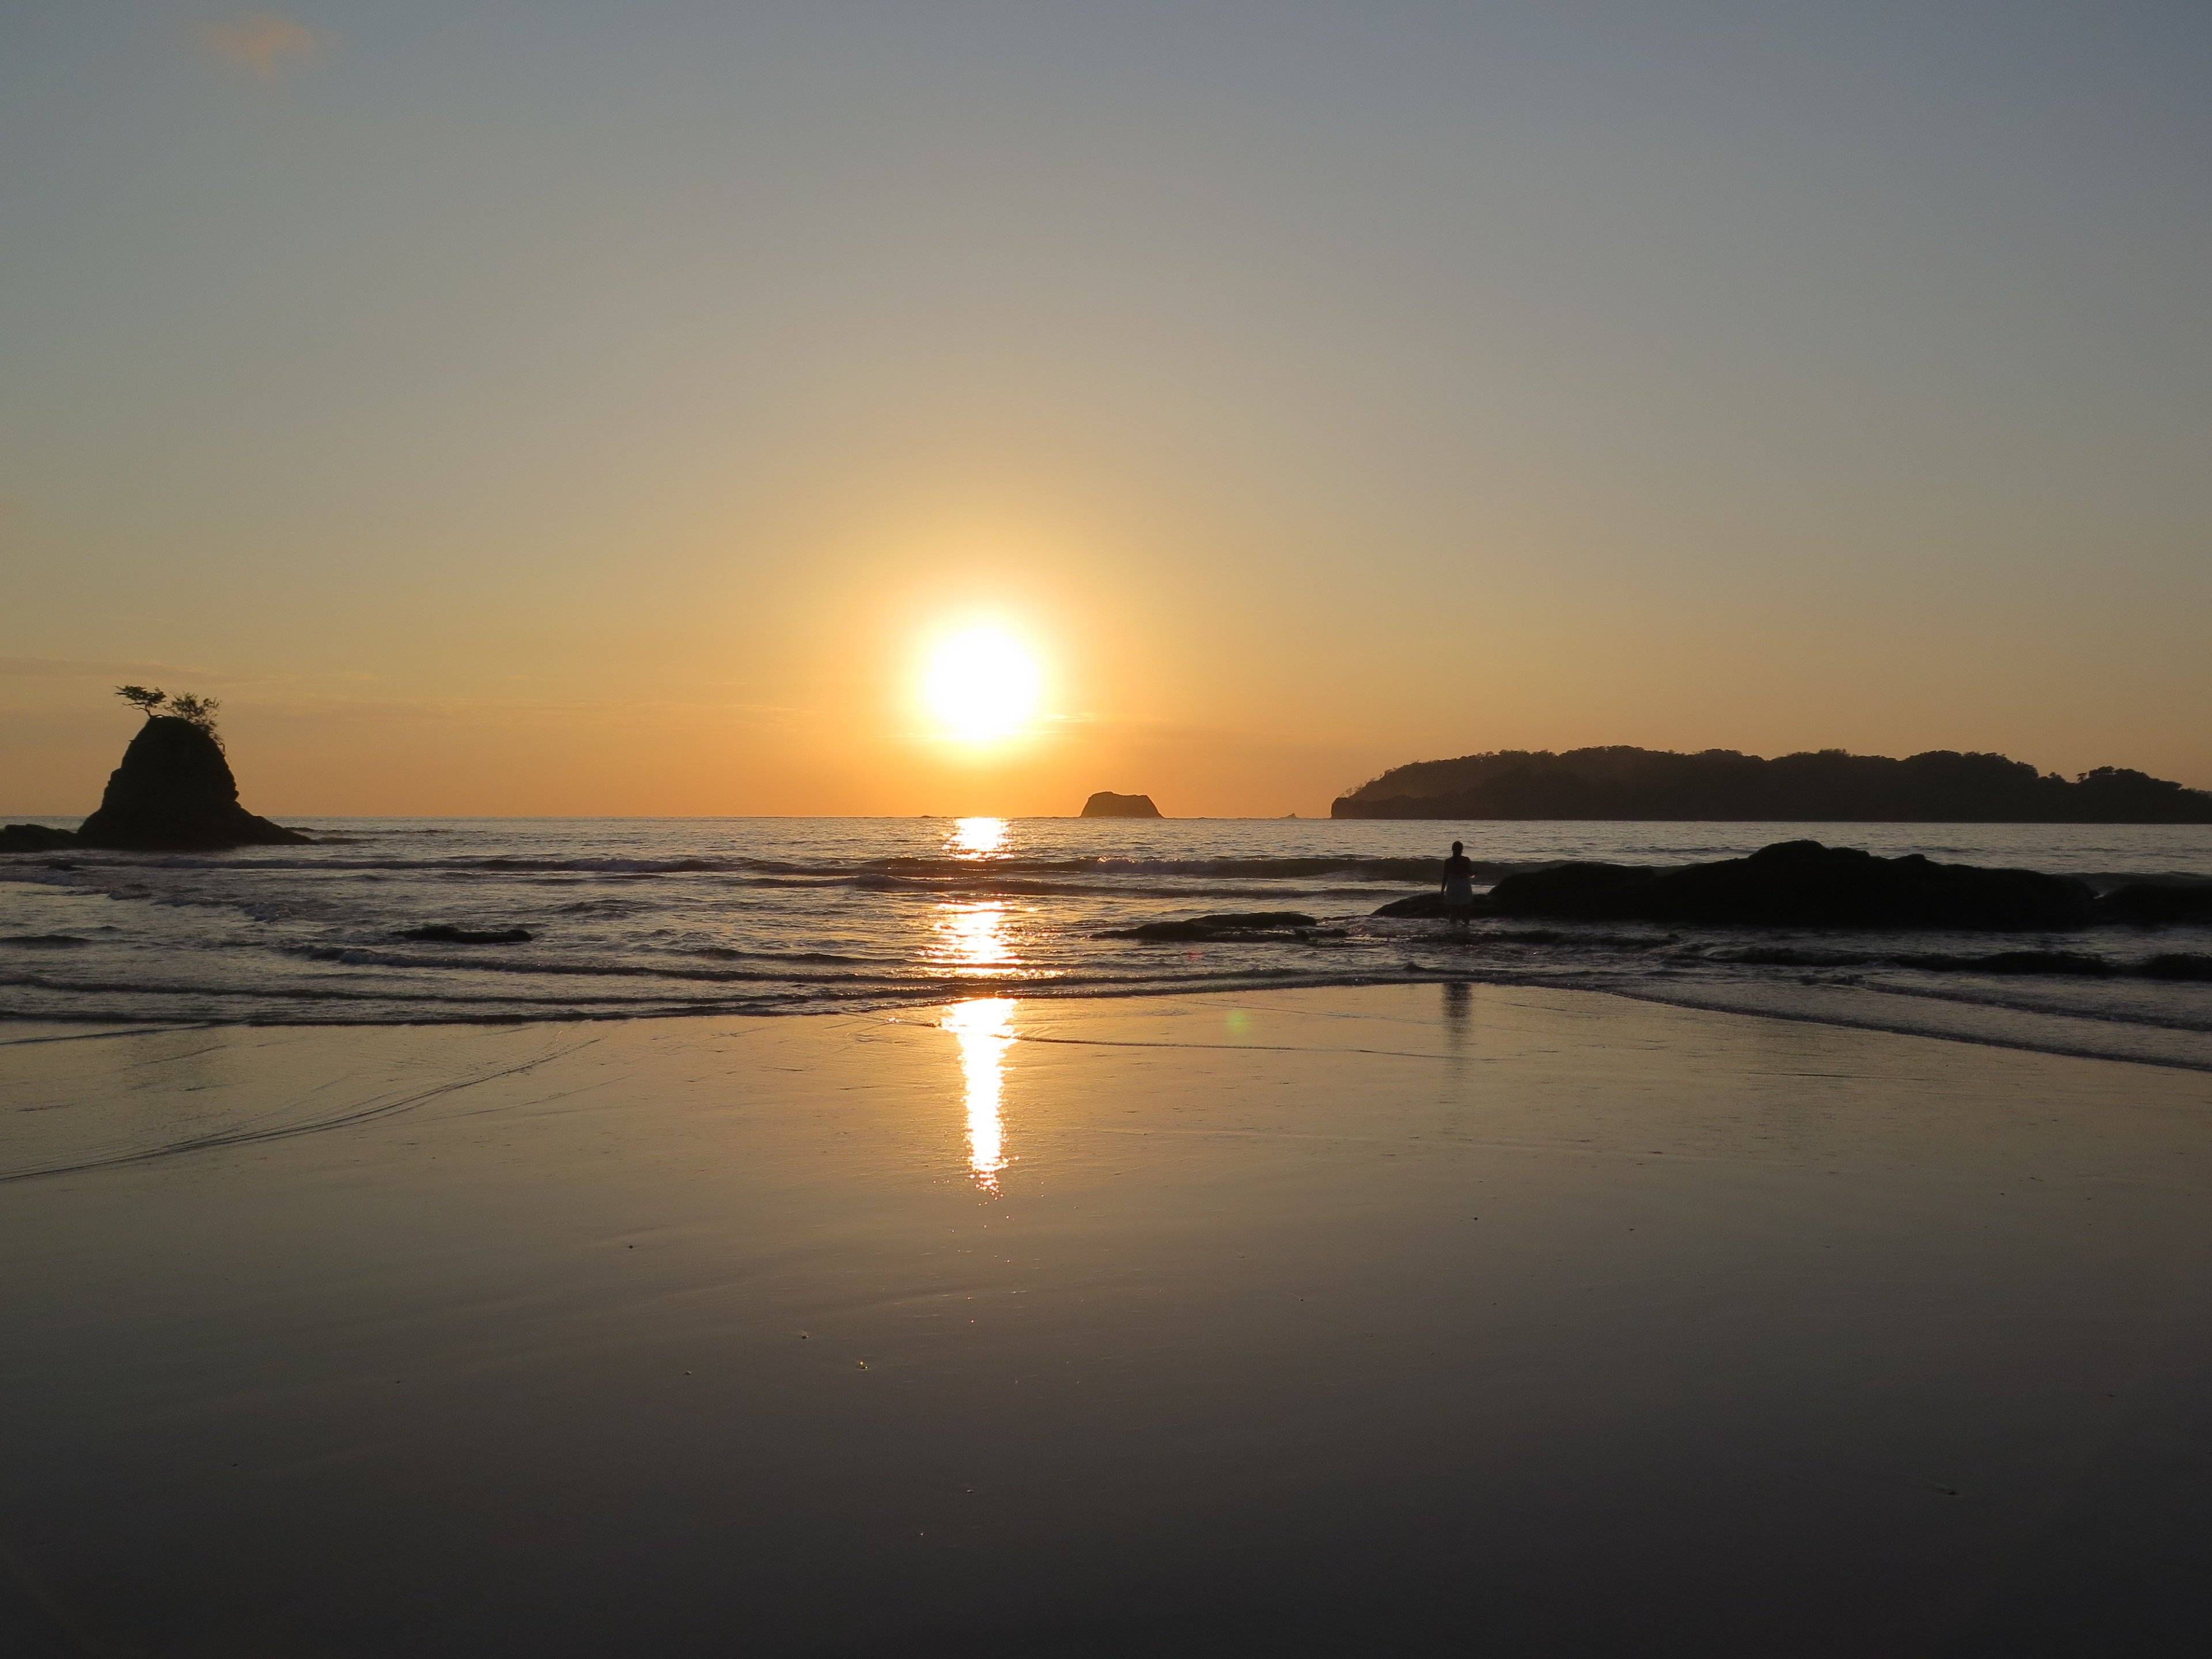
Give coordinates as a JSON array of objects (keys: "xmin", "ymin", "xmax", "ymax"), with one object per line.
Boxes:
[{"xmin": 1440, "ymin": 840, "xmax": 1477, "ymax": 933}]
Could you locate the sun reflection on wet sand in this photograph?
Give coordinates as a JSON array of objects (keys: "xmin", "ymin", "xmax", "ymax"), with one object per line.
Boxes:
[
  {"xmin": 951, "ymin": 816, "xmax": 1006, "ymax": 855},
  {"xmin": 944, "ymin": 998, "xmax": 1016, "ymax": 1192}
]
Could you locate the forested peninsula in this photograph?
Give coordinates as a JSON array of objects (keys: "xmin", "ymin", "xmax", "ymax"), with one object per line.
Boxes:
[{"xmin": 1331, "ymin": 747, "xmax": 2212, "ymax": 823}]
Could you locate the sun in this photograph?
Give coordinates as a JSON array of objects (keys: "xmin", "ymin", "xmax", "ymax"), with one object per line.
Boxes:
[{"xmin": 922, "ymin": 626, "xmax": 1043, "ymax": 745}]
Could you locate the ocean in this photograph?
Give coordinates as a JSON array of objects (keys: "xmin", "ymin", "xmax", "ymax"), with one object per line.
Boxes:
[{"xmin": 3, "ymin": 816, "xmax": 2209, "ymax": 1069}]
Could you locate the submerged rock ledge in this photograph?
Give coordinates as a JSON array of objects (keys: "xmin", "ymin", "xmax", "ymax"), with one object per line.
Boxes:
[
  {"xmin": 1100, "ymin": 911, "xmax": 1316, "ymax": 942},
  {"xmin": 0, "ymin": 824, "xmax": 77, "ymax": 853},
  {"xmin": 1485, "ymin": 840, "xmax": 2096, "ymax": 930},
  {"xmin": 1370, "ymin": 840, "xmax": 2212, "ymax": 931},
  {"xmin": 1372, "ymin": 840, "xmax": 2124, "ymax": 931}
]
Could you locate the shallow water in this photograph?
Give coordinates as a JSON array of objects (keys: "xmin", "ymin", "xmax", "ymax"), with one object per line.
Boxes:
[{"xmin": 2, "ymin": 816, "xmax": 2208, "ymax": 1066}]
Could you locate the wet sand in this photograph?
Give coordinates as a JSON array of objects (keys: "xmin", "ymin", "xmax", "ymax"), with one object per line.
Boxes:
[{"xmin": 3, "ymin": 984, "xmax": 2210, "ymax": 1656}]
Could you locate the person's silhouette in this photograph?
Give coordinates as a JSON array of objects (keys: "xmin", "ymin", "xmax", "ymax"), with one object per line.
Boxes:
[{"xmin": 1440, "ymin": 840, "xmax": 1476, "ymax": 933}]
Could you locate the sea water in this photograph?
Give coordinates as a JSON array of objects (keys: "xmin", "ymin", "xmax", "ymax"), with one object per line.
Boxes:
[{"xmin": 2, "ymin": 817, "xmax": 2208, "ymax": 1068}]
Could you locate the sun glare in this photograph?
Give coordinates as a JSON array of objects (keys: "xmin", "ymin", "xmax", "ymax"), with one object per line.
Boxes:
[
  {"xmin": 922, "ymin": 627, "xmax": 1043, "ymax": 745},
  {"xmin": 952, "ymin": 816, "xmax": 1007, "ymax": 855}
]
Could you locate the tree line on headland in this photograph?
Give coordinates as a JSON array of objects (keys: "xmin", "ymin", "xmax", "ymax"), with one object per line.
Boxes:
[{"xmin": 1331, "ymin": 747, "xmax": 2212, "ymax": 824}]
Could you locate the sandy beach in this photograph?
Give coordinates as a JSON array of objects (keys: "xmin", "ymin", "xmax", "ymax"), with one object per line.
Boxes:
[{"xmin": 3, "ymin": 984, "xmax": 2209, "ymax": 1655}]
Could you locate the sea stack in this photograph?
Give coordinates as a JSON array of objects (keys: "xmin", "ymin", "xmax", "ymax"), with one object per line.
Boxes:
[
  {"xmin": 1081, "ymin": 791, "xmax": 1162, "ymax": 819},
  {"xmin": 75, "ymin": 715, "xmax": 307, "ymax": 851}
]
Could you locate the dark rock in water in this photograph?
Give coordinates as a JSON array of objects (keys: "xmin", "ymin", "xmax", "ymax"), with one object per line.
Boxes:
[
  {"xmin": 2142, "ymin": 954, "xmax": 2212, "ymax": 981},
  {"xmin": 1904, "ymin": 950, "xmax": 2115, "ymax": 977},
  {"xmin": 75, "ymin": 717, "xmax": 308, "ymax": 851},
  {"xmin": 399, "ymin": 925, "xmax": 535, "ymax": 945},
  {"xmin": 1100, "ymin": 911, "xmax": 1316, "ymax": 942},
  {"xmin": 1, "ymin": 823, "xmax": 78, "ymax": 853},
  {"xmin": 1081, "ymin": 791, "xmax": 1162, "ymax": 819},
  {"xmin": 1373, "ymin": 892, "xmax": 1466, "ymax": 919},
  {"xmin": 1487, "ymin": 840, "xmax": 2097, "ymax": 931},
  {"xmin": 2100, "ymin": 882, "xmax": 2212, "ymax": 925}
]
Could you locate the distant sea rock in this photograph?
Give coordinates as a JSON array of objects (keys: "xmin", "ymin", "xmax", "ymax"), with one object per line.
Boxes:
[
  {"xmin": 1, "ymin": 823, "xmax": 78, "ymax": 853},
  {"xmin": 1081, "ymin": 791, "xmax": 1162, "ymax": 819},
  {"xmin": 1331, "ymin": 745, "xmax": 2212, "ymax": 823},
  {"xmin": 75, "ymin": 717, "xmax": 308, "ymax": 851},
  {"xmin": 1486, "ymin": 840, "xmax": 2096, "ymax": 931}
]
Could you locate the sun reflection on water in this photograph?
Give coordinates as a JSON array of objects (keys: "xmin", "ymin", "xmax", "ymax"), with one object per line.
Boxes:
[
  {"xmin": 936, "ymin": 819, "xmax": 1020, "ymax": 1188},
  {"xmin": 937, "ymin": 903, "xmax": 1013, "ymax": 969},
  {"xmin": 952, "ymin": 816, "xmax": 1006, "ymax": 855},
  {"xmin": 944, "ymin": 998, "xmax": 1017, "ymax": 1192}
]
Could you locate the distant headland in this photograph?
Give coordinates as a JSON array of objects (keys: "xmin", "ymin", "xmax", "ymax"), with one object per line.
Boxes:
[{"xmin": 1332, "ymin": 747, "xmax": 2212, "ymax": 824}]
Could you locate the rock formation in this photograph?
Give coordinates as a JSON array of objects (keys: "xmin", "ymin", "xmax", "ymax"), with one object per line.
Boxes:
[
  {"xmin": 1081, "ymin": 791, "xmax": 1162, "ymax": 819},
  {"xmin": 0, "ymin": 823, "xmax": 78, "ymax": 853},
  {"xmin": 74, "ymin": 715, "xmax": 307, "ymax": 851},
  {"xmin": 1371, "ymin": 855, "xmax": 2212, "ymax": 933},
  {"xmin": 1099, "ymin": 911, "xmax": 1316, "ymax": 942},
  {"xmin": 1483, "ymin": 840, "xmax": 2095, "ymax": 930},
  {"xmin": 1371, "ymin": 891, "xmax": 1453, "ymax": 919}
]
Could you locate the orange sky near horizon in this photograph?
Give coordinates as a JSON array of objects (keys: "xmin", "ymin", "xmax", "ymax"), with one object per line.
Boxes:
[
  {"xmin": 6, "ymin": 459, "xmax": 2211, "ymax": 816},
  {"xmin": 4, "ymin": 6, "xmax": 2208, "ymax": 816}
]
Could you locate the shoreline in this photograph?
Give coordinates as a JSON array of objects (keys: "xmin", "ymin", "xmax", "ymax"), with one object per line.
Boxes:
[{"xmin": 7, "ymin": 962, "xmax": 2211, "ymax": 1075}]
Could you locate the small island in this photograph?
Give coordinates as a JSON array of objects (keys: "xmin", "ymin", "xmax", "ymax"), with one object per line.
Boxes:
[
  {"xmin": 1332, "ymin": 745, "xmax": 2212, "ymax": 824},
  {"xmin": 2, "ymin": 686, "xmax": 306, "ymax": 854},
  {"xmin": 1081, "ymin": 791, "xmax": 1162, "ymax": 819}
]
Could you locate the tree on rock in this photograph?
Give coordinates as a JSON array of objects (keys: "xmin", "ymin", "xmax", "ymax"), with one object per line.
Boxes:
[
  {"xmin": 120, "ymin": 686, "xmax": 225, "ymax": 752},
  {"xmin": 78, "ymin": 690, "xmax": 300, "ymax": 850},
  {"xmin": 166, "ymin": 693, "xmax": 223, "ymax": 748}
]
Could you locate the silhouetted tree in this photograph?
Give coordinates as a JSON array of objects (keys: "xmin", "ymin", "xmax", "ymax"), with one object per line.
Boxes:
[
  {"xmin": 166, "ymin": 692, "xmax": 223, "ymax": 748},
  {"xmin": 116, "ymin": 684, "xmax": 167, "ymax": 717}
]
